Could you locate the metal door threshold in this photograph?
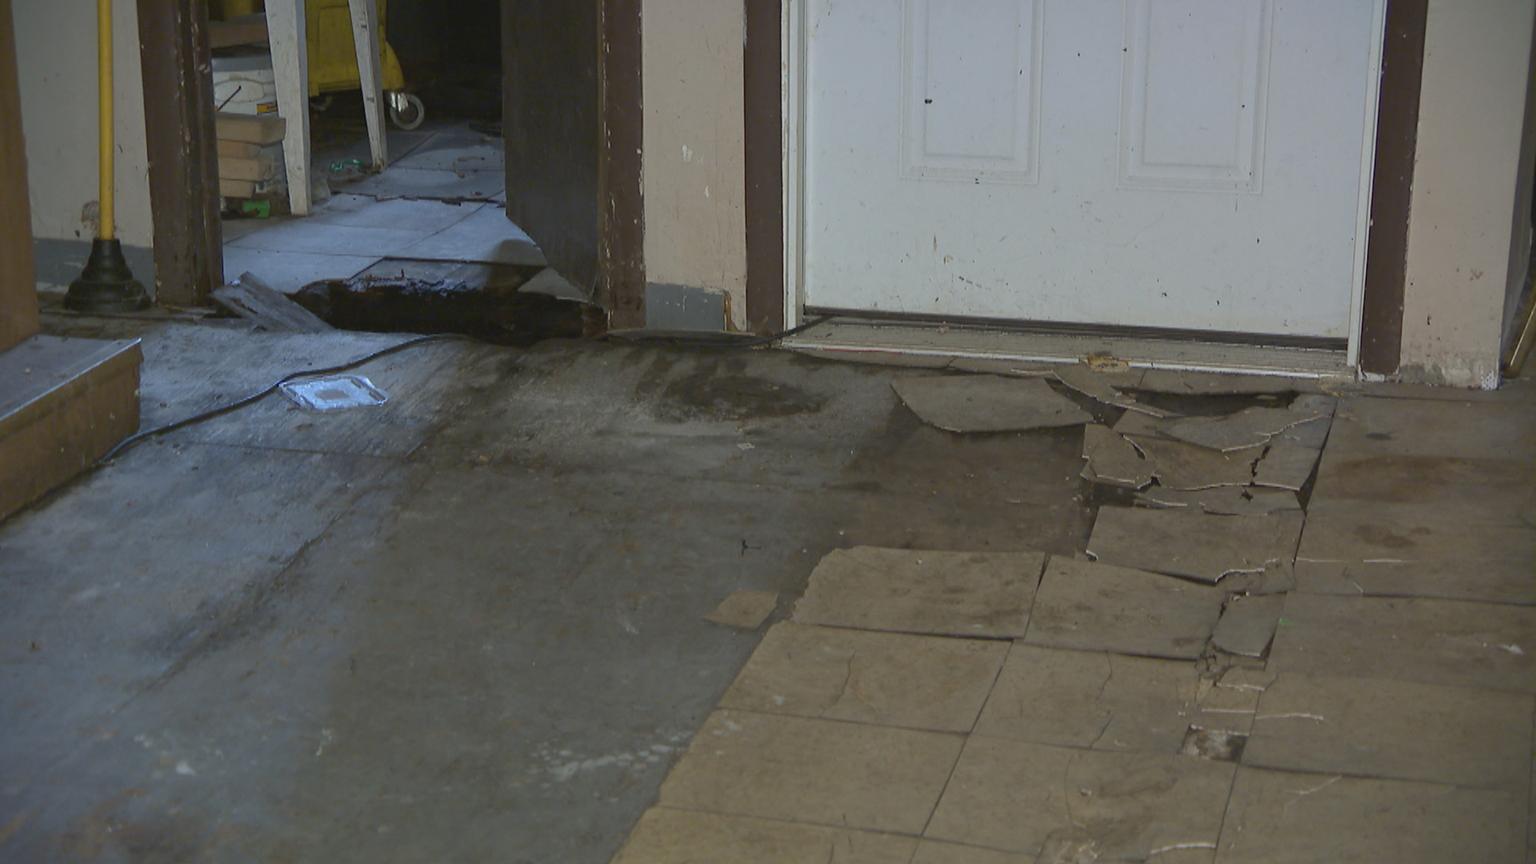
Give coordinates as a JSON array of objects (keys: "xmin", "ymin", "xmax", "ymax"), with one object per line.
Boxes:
[{"xmin": 782, "ymin": 318, "xmax": 1353, "ymax": 379}]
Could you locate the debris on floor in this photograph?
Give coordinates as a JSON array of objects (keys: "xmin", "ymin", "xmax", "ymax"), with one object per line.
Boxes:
[
  {"xmin": 1210, "ymin": 593, "xmax": 1286, "ymax": 658},
  {"xmin": 213, "ymin": 272, "xmax": 333, "ymax": 332},
  {"xmin": 1161, "ymin": 403, "xmax": 1329, "ymax": 452},
  {"xmin": 1136, "ymin": 485, "xmax": 1300, "ymax": 515},
  {"xmin": 280, "ymin": 375, "xmax": 389, "ymax": 412},
  {"xmin": 703, "ymin": 590, "xmax": 779, "ymax": 631},
  {"xmin": 891, "ymin": 375, "xmax": 1094, "ymax": 433}
]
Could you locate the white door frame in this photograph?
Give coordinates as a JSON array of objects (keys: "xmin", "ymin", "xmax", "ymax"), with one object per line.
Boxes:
[{"xmin": 781, "ymin": 0, "xmax": 1390, "ymax": 370}]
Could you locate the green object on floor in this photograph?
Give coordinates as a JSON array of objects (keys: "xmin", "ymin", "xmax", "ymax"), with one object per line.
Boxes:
[{"xmin": 238, "ymin": 200, "xmax": 272, "ymax": 219}]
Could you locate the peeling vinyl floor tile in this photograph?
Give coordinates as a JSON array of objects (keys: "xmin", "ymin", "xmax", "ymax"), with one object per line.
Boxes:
[
  {"xmin": 1211, "ymin": 594, "xmax": 1285, "ymax": 658},
  {"xmin": 1053, "ymin": 366, "xmax": 1175, "ymax": 418},
  {"xmin": 720, "ymin": 622, "xmax": 1008, "ymax": 733},
  {"xmin": 1298, "ymin": 500, "xmax": 1535, "ymax": 568},
  {"xmin": 925, "ymin": 737, "xmax": 1233, "ymax": 859},
  {"xmin": 1134, "ymin": 370, "xmax": 1313, "ymax": 396},
  {"xmin": 1246, "ymin": 673, "xmax": 1534, "ymax": 791},
  {"xmin": 793, "ymin": 547, "xmax": 1045, "ymax": 638},
  {"xmin": 1121, "ymin": 434, "xmax": 1261, "ymax": 490},
  {"xmin": 612, "ymin": 807, "xmax": 918, "ymax": 864},
  {"xmin": 1269, "ymin": 594, "xmax": 1536, "ymax": 693},
  {"xmin": 973, "ymin": 643, "xmax": 1199, "ymax": 752},
  {"xmin": 658, "ymin": 710, "xmax": 962, "ymax": 834},
  {"xmin": 1087, "ymin": 507, "xmax": 1304, "ymax": 584},
  {"xmin": 1081, "ymin": 425, "xmax": 1153, "ymax": 490},
  {"xmin": 1025, "ymin": 557, "xmax": 1225, "ymax": 659},
  {"xmin": 1136, "ymin": 485, "xmax": 1300, "ymax": 515},
  {"xmin": 1252, "ymin": 437, "xmax": 1322, "ymax": 491},
  {"xmin": 891, "ymin": 375, "xmax": 1094, "ymax": 433},
  {"xmin": 1217, "ymin": 767, "xmax": 1526, "ymax": 864},
  {"xmin": 703, "ymin": 589, "xmax": 778, "ymax": 630},
  {"xmin": 1162, "ymin": 406, "xmax": 1327, "ymax": 453}
]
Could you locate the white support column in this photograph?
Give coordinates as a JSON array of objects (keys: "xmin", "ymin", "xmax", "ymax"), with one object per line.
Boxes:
[
  {"xmin": 266, "ymin": 0, "xmax": 312, "ymax": 215},
  {"xmin": 347, "ymin": 0, "xmax": 387, "ymax": 170}
]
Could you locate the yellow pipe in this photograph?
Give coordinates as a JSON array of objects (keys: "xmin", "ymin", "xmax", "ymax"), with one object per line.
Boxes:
[{"xmin": 97, "ymin": 0, "xmax": 114, "ymax": 241}]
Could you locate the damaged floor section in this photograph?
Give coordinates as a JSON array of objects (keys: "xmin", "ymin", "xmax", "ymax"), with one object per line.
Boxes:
[{"xmin": 3, "ymin": 317, "xmax": 1535, "ymax": 863}]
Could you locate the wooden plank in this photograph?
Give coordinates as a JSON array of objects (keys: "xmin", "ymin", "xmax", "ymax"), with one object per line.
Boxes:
[
  {"xmin": 215, "ymin": 112, "xmax": 287, "ymax": 145},
  {"xmin": 347, "ymin": 0, "xmax": 388, "ymax": 170},
  {"xmin": 217, "ymin": 139, "xmax": 264, "ymax": 159},
  {"xmin": 0, "ymin": 0, "xmax": 40, "ymax": 350},
  {"xmin": 212, "ymin": 275, "xmax": 333, "ymax": 332},
  {"xmin": 0, "ymin": 337, "xmax": 142, "ymax": 522},
  {"xmin": 209, "ymin": 13, "xmax": 268, "ymax": 49},
  {"xmin": 265, "ymin": 0, "xmax": 312, "ymax": 214}
]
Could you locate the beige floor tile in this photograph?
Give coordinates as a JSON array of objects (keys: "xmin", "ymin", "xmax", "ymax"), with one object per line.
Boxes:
[
  {"xmin": 1294, "ymin": 558, "xmax": 1536, "ymax": 606},
  {"xmin": 1087, "ymin": 507, "xmax": 1304, "ymax": 584},
  {"xmin": 925, "ymin": 737, "xmax": 1233, "ymax": 858},
  {"xmin": 659, "ymin": 710, "xmax": 963, "ymax": 834},
  {"xmin": 612, "ymin": 808, "xmax": 917, "ymax": 864},
  {"xmin": 972, "ymin": 643, "xmax": 1199, "ymax": 752},
  {"xmin": 720, "ymin": 622, "xmax": 1008, "ymax": 733},
  {"xmin": 1270, "ymin": 594, "xmax": 1536, "ymax": 693},
  {"xmin": 1025, "ymin": 557, "xmax": 1225, "ymax": 659},
  {"xmin": 911, "ymin": 840, "xmax": 1032, "ymax": 864},
  {"xmin": 1299, "ymin": 499, "xmax": 1535, "ymax": 569},
  {"xmin": 1322, "ymin": 395, "xmax": 1536, "ymax": 464},
  {"xmin": 1211, "ymin": 594, "xmax": 1284, "ymax": 658},
  {"xmin": 1218, "ymin": 767, "xmax": 1527, "ymax": 864},
  {"xmin": 1244, "ymin": 673, "xmax": 1533, "ymax": 791},
  {"xmin": 793, "ymin": 547, "xmax": 1046, "ymax": 638}
]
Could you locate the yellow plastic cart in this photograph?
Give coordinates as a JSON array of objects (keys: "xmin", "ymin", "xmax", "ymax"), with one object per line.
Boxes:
[{"xmin": 216, "ymin": 0, "xmax": 425, "ymax": 129}]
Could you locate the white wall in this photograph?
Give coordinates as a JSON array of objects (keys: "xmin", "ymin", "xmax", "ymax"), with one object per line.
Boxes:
[
  {"xmin": 13, "ymin": 0, "xmax": 154, "ymax": 285},
  {"xmin": 1400, "ymin": 0, "xmax": 1536, "ymax": 387},
  {"xmin": 641, "ymin": 0, "xmax": 748, "ymax": 330}
]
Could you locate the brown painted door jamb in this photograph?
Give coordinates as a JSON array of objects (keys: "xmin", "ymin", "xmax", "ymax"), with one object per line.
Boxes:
[
  {"xmin": 138, "ymin": 0, "xmax": 223, "ymax": 307},
  {"xmin": 744, "ymin": 0, "xmax": 785, "ymax": 335}
]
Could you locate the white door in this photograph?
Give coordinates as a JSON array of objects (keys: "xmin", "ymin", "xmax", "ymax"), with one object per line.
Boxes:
[{"xmin": 800, "ymin": 0, "xmax": 1382, "ymax": 339}]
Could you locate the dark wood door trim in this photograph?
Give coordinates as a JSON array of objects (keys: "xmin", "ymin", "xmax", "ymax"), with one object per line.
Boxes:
[
  {"xmin": 599, "ymin": 0, "xmax": 645, "ymax": 329},
  {"xmin": 744, "ymin": 0, "xmax": 784, "ymax": 335},
  {"xmin": 137, "ymin": 0, "xmax": 223, "ymax": 307},
  {"xmin": 1359, "ymin": 0, "xmax": 1428, "ymax": 376}
]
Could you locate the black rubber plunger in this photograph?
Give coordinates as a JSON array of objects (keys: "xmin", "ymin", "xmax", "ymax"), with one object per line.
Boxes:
[{"xmin": 64, "ymin": 237, "xmax": 149, "ymax": 313}]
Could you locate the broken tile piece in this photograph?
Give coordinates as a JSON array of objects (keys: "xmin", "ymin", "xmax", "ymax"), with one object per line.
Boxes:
[
  {"xmin": 1189, "ymin": 677, "xmax": 1261, "ymax": 733},
  {"xmin": 1025, "ymin": 557, "xmax": 1224, "ymax": 659},
  {"xmin": 1136, "ymin": 485, "xmax": 1300, "ymax": 515},
  {"xmin": 1162, "ymin": 406, "xmax": 1325, "ymax": 453},
  {"xmin": 612, "ymin": 807, "xmax": 918, "ymax": 864},
  {"xmin": 1252, "ymin": 437, "xmax": 1321, "ymax": 491},
  {"xmin": 1269, "ymin": 594, "xmax": 1536, "ymax": 693},
  {"xmin": 925, "ymin": 737, "xmax": 1234, "ymax": 858},
  {"xmin": 1293, "ymin": 559, "xmax": 1536, "ymax": 606},
  {"xmin": 1217, "ymin": 767, "xmax": 1526, "ymax": 864},
  {"xmin": 1054, "ymin": 366, "xmax": 1175, "ymax": 418},
  {"xmin": 704, "ymin": 589, "xmax": 778, "ymax": 630},
  {"xmin": 973, "ymin": 643, "xmax": 1199, "ymax": 752},
  {"xmin": 1087, "ymin": 507, "xmax": 1303, "ymax": 584},
  {"xmin": 1211, "ymin": 594, "xmax": 1285, "ymax": 658},
  {"xmin": 1081, "ymin": 425, "xmax": 1152, "ymax": 490},
  {"xmin": 793, "ymin": 547, "xmax": 1045, "ymax": 638},
  {"xmin": 1124, "ymin": 434, "xmax": 1261, "ymax": 490},
  {"xmin": 891, "ymin": 375, "xmax": 1094, "ymax": 433},
  {"xmin": 1134, "ymin": 370, "xmax": 1309, "ymax": 396},
  {"xmin": 720, "ymin": 622, "xmax": 1008, "ymax": 733},
  {"xmin": 658, "ymin": 710, "xmax": 962, "ymax": 834},
  {"xmin": 1217, "ymin": 560, "xmax": 1297, "ymax": 597},
  {"xmin": 1246, "ymin": 674, "xmax": 1534, "ymax": 791}
]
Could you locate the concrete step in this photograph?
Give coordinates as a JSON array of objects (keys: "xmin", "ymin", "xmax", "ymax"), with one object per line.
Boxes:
[{"xmin": 0, "ymin": 334, "xmax": 142, "ymax": 521}]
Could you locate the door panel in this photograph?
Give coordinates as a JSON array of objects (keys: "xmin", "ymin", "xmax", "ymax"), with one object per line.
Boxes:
[{"xmin": 802, "ymin": 0, "xmax": 1381, "ymax": 339}]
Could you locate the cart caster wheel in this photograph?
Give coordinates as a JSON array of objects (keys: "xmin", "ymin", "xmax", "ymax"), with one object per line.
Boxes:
[{"xmin": 388, "ymin": 92, "xmax": 426, "ymax": 130}]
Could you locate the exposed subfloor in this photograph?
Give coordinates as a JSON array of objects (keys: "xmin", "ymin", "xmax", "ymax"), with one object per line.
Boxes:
[{"xmin": 2, "ymin": 318, "xmax": 1534, "ymax": 862}]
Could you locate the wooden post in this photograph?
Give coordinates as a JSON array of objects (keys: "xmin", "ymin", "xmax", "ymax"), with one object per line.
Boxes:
[
  {"xmin": 347, "ymin": 0, "xmax": 388, "ymax": 170},
  {"xmin": 266, "ymin": 0, "xmax": 312, "ymax": 215},
  {"xmin": 138, "ymin": 0, "xmax": 223, "ymax": 305}
]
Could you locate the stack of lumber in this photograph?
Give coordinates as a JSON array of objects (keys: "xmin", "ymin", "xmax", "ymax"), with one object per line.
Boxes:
[{"xmin": 214, "ymin": 112, "xmax": 285, "ymax": 200}]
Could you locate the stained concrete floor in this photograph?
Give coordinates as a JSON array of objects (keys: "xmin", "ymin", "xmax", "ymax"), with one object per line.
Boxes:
[{"xmin": 0, "ymin": 320, "xmax": 1095, "ymax": 862}]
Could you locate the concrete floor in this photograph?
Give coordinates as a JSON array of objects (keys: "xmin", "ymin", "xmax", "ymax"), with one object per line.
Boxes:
[{"xmin": 0, "ymin": 321, "xmax": 1094, "ymax": 862}]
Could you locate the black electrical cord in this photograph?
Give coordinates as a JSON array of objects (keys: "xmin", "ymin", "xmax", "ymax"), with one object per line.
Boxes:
[
  {"xmin": 100, "ymin": 315, "xmax": 836, "ymax": 464},
  {"xmin": 100, "ymin": 333, "xmax": 473, "ymax": 463}
]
